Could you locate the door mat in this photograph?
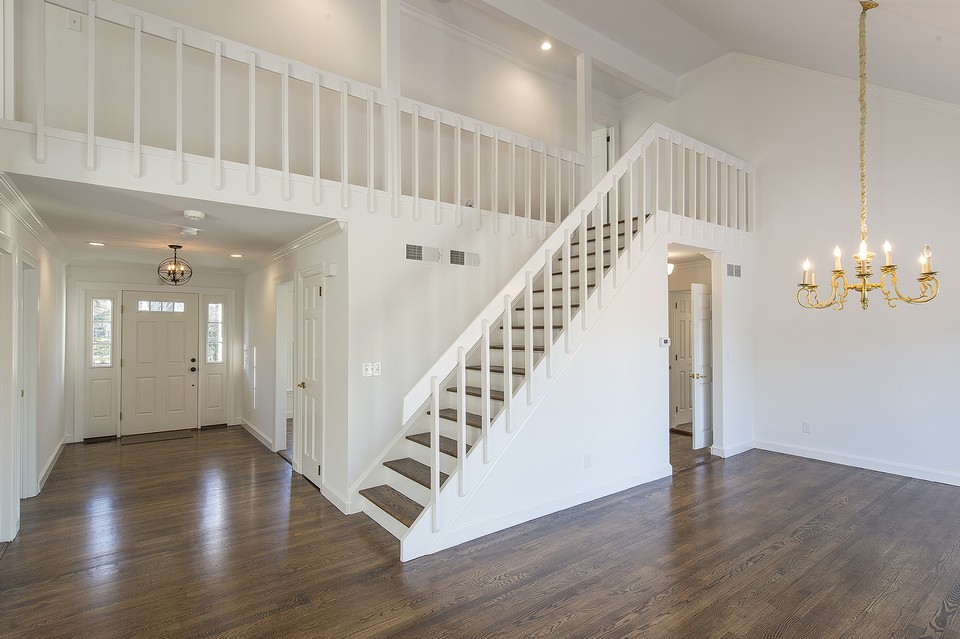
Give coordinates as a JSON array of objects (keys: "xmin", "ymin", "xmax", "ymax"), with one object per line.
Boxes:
[{"xmin": 121, "ymin": 430, "xmax": 195, "ymax": 445}]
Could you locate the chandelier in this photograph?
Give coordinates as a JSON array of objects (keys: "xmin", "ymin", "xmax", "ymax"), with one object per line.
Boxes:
[
  {"xmin": 797, "ymin": 0, "xmax": 939, "ymax": 310},
  {"xmin": 157, "ymin": 244, "xmax": 193, "ymax": 286}
]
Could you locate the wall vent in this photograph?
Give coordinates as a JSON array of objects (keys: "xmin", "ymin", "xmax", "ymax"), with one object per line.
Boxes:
[
  {"xmin": 405, "ymin": 243, "xmax": 441, "ymax": 264},
  {"xmin": 449, "ymin": 249, "xmax": 481, "ymax": 268},
  {"xmin": 727, "ymin": 263, "xmax": 742, "ymax": 278}
]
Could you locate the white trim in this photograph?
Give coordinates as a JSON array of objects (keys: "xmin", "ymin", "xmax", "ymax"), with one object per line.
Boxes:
[
  {"xmin": 37, "ymin": 435, "xmax": 65, "ymax": 491},
  {"xmin": 245, "ymin": 219, "xmax": 346, "ymax": 274},
  {"xmin": 710, "ymin": 440, "xmax": 753, "ymax": 459},
  {"xmin": 408, "ymin": 467, "xmax": 672, "ymax": 561},
  {"xmin": 1, "ymin": 0, "xmax": 14, "ymax": 120},
  {"xmin": 240, "ymin": 417, "xmax": 272, "ymax": 449},
  {"xmin": 754, "ymin": 440, "xmax": 960, "ymax": 488},
  {"xmin": 0, "ymin": 174, "xmax": 71, "ymax": 262}
]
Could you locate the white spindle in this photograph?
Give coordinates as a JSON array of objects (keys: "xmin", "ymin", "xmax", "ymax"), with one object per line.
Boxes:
[
  {"xmin": 563, "ymin": 229, "xmax": 572, "ymax": 354},
  {"xmin": 502, "ymin": 295, "xmax": 513, "ymax": 434},
  {"xmin": 524, "ymin": 271, "xmax": 534, "ymax": 405},
  {"xmin": 540, "ymin": 148, "xmax": 547, "ymax": 239},
  {"xmin": 543, "ymin": 250, "xmax": 553, "ymax": 378},
  {"xmin": 86, "ymin": 1, "xmax": 97, "ymax": 171},
  {"xmin": 737, "ymin": 167, "xmax": 744, "ymax": 231},
  {"xmin": 212, "ymin": 40, "xmax": 221, "ymax": 189},
  {"xmin": 174, "ymin": 27, "xmax": 183, "ymax": 183},
  {"xmin": 312, "ymin": 73, "xmax": 322, "ymax": 205},
  {"xmin": 524, "ymin": 143, "xmax": 532, "ymax": 238},
  {"xmin": 627, "ymin": 161, "xmax": 635, "ymax": 268},
  {"xmin": 455, "ymin": 118, "xmax": 462, "ymax": 227},
  {"xmin": 281, "ymin": 64, "xmax": 291, "ymax": 201},
  {"xmin": 36, "ymin": 4, "xmax": 46, "ymax": 163},
  {"xmin": 474, "ymin": 125, "xmax": 482, "ymax": 231},
  {"xmin": 579, "ymin": 210, "xmax": 588, "ymax": 330},
  {"xmin": 434, "ymin": 112, "xmax": 441, "ymax": 224},
  {"xmin": 595, "ymin": 200, "xmax": 604, "ymax": 309},
  {"xmin": 654, "ymin": 136, "xmax": 661, "ymax": 213},
  {"xmin": 247, "ymin": 52, "xmax": 257, "ymax": 195},
  {"xmin": 430, "ymin": 375, "xmax": 440, "ymax": 533},
  {"xmin": 480, "ymin": 320, "xmax": 491, "ymax": 464},
  {"xmin": 392, "ymin": 98, "xmax": 401, "ymax": 218},
  {"xmin": 612, "ymin": 178, "xmax": 619, "ymax": 288},
  {"xmin": 568, "ymin": 159, "xmax": 575, "ymax": 221},
  {"xmin": 509, "ymin": 135, "xmax": 516, "ymax": 235},
  {"xmin": 367, "ymin": 90, "xmax": 375, "ymax": 213},
  {"xmin": 412, "ymin": 105, "xmax": 420, "ymax": 219},
  {"xmin": 340, "ymin": 81, "xmax": 349, "ymax": 209},
  {"xmin": 132, "ymin": 16, "xmax": 142, "ymax": 178},
  {"xmin": 492, "ymin": 132, "xmax": 500, "ymax": 232},
  {"xmin": 457, "ymin": 346, "xmax": 466, "ymax": 497},
  {"xmin": 554, "ymin": 153, "xmax": 561, "ymax": 225}
]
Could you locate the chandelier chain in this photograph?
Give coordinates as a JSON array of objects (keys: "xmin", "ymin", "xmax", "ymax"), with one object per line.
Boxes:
[{"xmin": 858, "ymin": 4, "xmax": 870, "ymax": 243}]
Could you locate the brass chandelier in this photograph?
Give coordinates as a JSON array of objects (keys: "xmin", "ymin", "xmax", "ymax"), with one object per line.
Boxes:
[{"xmin": 797, "ymin": 0, "xmax": 939, "ymax": 310}]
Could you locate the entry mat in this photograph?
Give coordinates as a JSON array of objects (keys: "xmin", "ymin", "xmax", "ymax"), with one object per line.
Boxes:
[{"xmin": 121, "ymin": 430, "xmax": 195, "ymax": 445}]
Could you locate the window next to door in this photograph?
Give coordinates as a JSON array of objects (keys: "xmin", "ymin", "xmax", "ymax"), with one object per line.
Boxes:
[
  {"xmin": 91, "ymin": 298, "xmax": 113, "ymax": 367},
  {"xmin": 207, "ymin": 303, "xmax": 223, "ymax": 364}
]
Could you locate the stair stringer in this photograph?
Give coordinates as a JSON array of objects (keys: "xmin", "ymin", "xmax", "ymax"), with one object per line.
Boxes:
[{"xmin": 398, "ymin": 211, "xmax": 669, "ymax": 561}]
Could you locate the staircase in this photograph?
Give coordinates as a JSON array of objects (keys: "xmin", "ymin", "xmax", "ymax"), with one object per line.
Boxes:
[{"xmin": 354, "ymin": 123, "xmax": 754, "ymax": 560}]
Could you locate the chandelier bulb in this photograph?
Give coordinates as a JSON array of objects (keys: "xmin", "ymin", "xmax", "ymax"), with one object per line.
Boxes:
[
  {"xmin": 923, "ymin": 244, "xmax": 933, "ymax": 259},
  {"xmin": 858, "ymin": 240, "xmax": 868, "ymax": 262}
]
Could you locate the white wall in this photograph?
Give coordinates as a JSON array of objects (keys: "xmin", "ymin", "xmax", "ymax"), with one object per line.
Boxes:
[
  {"xmin": 623, "ymin": 54, "xmax": 960, "ymax": 483},
  {"xmin": 668, "ymin": 259, "xmax": 710, "ymax": 292}
]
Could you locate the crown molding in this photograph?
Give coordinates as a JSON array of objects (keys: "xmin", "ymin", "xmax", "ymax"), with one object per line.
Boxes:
[
  {"xmin": 245, "ymin": 219, "xmax": 346, "ymax": 275},
  {"xmin": 0, "ymin": 173, "xmax": 73, "ymax": 263}
]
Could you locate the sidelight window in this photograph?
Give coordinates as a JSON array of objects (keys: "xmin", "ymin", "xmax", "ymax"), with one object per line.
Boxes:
[
  {"xmin": 91, "ymin": 298, "xmax": 113, "ymax": 367},
  {"xmin": 206, "ymin": 303, "xmax": 223, "ymax": 363}
]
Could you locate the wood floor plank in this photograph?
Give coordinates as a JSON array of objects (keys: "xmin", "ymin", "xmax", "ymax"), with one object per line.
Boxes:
[{"xmin": 1, "ymin": 426, "xmax": 959, "ymax": 638}]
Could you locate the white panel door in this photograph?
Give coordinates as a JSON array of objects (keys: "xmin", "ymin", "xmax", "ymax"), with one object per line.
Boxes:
[
  {"xmin": 691, "ymin": 284, "xmax": 713, "ymax": 450},
  {"xmin": 121, "ymin": 292, "xmax": 199, "ymax": 435},
  {"xmin": 298, "ymin": 274, "xmax": 324, "ymax": 486},
  {"xmin": 669, "ymin": 291, "xmax": 693, "ymax": 427}
]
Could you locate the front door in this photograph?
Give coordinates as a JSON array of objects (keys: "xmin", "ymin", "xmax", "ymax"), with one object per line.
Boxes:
[
  {"xmin": 121, "ymin": 291, "xmax": 199, "ymax": 435},
  {"xmin": 691, "ymin": 283, "xmax": 713, "ymax": 449},
  {"xmin": 669, "ymin": 291, "xmax": 693, "ymax": 427},
  {"xmin": 297, "ymin": 273, "xmax": 324, "ymax": 485}
]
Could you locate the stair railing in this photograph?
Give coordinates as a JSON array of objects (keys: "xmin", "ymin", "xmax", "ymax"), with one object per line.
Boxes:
[{"xmin": 26, "ymin": 0, "xmax": 585, "ymax": 225}]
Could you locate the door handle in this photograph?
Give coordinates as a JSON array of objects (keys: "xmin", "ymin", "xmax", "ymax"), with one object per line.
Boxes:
[
  {"xmin": 689, "ymin": 373, "xmax": 705, "ymax": 380},
  {"xmin": 297, "ymin": 382, "xmax": 306, "ymax": 389}
]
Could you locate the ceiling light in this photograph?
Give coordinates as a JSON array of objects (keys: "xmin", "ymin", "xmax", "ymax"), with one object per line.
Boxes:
[
  {"xmin": 797, "ymin": 1, "xmax": 938, "ymax": 310},
  {"xmin": 179, "ymin": 226, "xmax": 199, "ymax": 236},
  {"xmin": 88, "ymin": 242, "xmax": 105, "ymax": 247},
  {"xmin": 540, "ymin": 41, "xmax": 552, "ymax": 51},
  {"xmin": 230, "ymin": 254, "xmax": 243, "ymax": 258},
  {"xmin": 157, "ymin": 244, "xmax": 193, "ymax": 286}
]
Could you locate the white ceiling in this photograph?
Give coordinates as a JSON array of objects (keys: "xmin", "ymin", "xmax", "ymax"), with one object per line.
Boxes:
[{"xmin": 9, "ymin": 175, "xmax": 332, "ymax": 271}]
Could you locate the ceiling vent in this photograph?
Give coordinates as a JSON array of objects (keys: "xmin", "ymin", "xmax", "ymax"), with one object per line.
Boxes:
[
  {"xmin": 449, "ymin": 249, "xmax": 481, "ymax": 269},
  {"xmin": 405, "ymin": 243, "xmax": 441, "ymax": 264}
]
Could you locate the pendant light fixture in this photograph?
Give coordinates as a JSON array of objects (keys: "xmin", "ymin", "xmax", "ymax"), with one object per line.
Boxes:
[
  {"xmin": 158, "ymin": 244, "xmax": 193, "ymax": 286},
  {"xmin": 797, "ymin": 1, "xmax": 939, "ymax": 310}
]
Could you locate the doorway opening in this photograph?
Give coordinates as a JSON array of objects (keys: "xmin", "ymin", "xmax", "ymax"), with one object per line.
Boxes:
[
  {"xmin": 667, "ymin": 244, "xmax": 719, "ymax": 473},
  {"xmin": 275, "ymin": 280, "xmax": 295, "ymax": 464},
  {"xmin": 19, "ymin": 256, "xmax": 38, "ymax": 498}
]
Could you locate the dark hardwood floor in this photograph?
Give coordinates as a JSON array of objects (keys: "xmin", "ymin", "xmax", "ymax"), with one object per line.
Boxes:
[
  {"xmin": 1, "ymin": 426, "xmax": 959, "ymax": 638},
  {"xmin": 669, "ymin": 429, "xmax": 717, "ymax": 473}
]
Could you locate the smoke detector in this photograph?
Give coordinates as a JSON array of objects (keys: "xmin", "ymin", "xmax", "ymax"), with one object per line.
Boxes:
[{"xmin": 183, "ymin": 209, "xmax": 206, "ymax": 222}]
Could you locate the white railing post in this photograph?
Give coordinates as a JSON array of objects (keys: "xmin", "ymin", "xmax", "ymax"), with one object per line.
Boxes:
[
  {"xmin": 502, "ymin": 295, "xmax": 513, "ymax": 433},
  {"xmin": 579, "ymin": 209, "xmax": 588, "ymax": 330},
  {"xmin": 434, "ymin": 111, "xmax": 441, "ymax": 224},
  {"xmin": 340, "ymin": 81, "xmax": 350, "ymax": 209},
  {"xmin": 412, "ymin": 104, "xmax": 420, "ymax": 220},
  {"xmin": 492, "ymin": 131, "xmax": 500, "ymax": 232},
  {"xmin": 509, "ymin": 135, "xmax": 516, "ymax": 236},
  {"xmin": 524, "ymin": 142, "xmax": 532, "ymax": 238},
  {"xmin": 455, "ymin": 117, "xmax": 462, "ymax": 227},
  {"xmin": 627, "ymin": 160, "xmax": 635, "ymax": 268},
  {"xmin": 247, "ymin": 52, "xmax": 257, "ymax": 195},
  {"xmin": 554, "ymin": 153, "xmax": 561, "ymax": 225},
  {"xmin": 595, "ymin": 198, "xmax": 604, "ymax": 309},
  {"xmin": 543, "ymin": 250, "xmax": 553, "ymax": 378},
  {"xmin": 524, "ymin": 271, "xmax": 534, "ymax": 405},
  {"xmin": 612, "ymin": 176, "xmax": 619, "ymax": 288},
  {"xmin": 132, "ymin": 16, "xmax": 142, "ymax": 178},
  {"xmin": 212, "ymin": 40, "xmax": 222, "ymax": 189},
  {"xmin": 540, "ymin": 147, "xmax": 547, "ymax": 239},
  {"xmin": 312, "ymin": 72, "xmax": 322, "ymax": 205},
  {"xmin": 430, "ymin": 376, "xmax": 440, "ymax": 533},
  {"xmin": 35, "ymin": 3, "xmax": 46, "ymax": 164},
  {"xmin": 86, "ymin": 1, "xmax": 97, "ymax": 171},
  {"xmin": 480, "ymin": 320, "xmax": 490, "ymax": 464},
  {"xmin": 281, "ymin": 63, "xmax": 291, "ymax": 201},
  {"xmin": 457, "ymin": 347, "xmax": 466, "ymax": 497},
  {"xmin": 367, "ymin": 89, "xmax": 376, "ymax": 213},
  {"xmin": 474, "ymin": 124, "xmax": 482, "ymax": 231},
  {"xmin": 174, "ymin": 27, "xmax": 183, "ymax": 183},
  {"xmin": 563, "ymin": 229, "xmax": 572, "ymax": 354}
]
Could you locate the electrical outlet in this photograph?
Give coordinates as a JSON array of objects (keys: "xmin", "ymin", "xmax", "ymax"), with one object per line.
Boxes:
[
  {"xmin": 362, "ymin": 363, "xmax": 373, "ymax": 377},
  {"xmin": 372, "ymin": 362, "xmax": 382, "ymax": 376},
  {"xmin": 801, "ymin": 420, "xmax": 812, "ymax": 434},
  {"xmin": 583, "ymin": 453, "xmax": 592, "ymax": 469},
  {"xmin": 68, "ymin": 11, "xmax": 82, "ymax": 32}
]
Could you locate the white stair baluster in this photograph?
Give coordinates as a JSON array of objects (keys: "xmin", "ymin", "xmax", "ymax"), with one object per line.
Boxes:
[
  {"xmin": 503, "ymin": 295, "xmax": 513, "ymax": 433},
  {"xmin": 525, "ymin": 271, "xmax": 534, "ymax": 405},
  {"xmin": 457, "ymin": 347, "xmax": 466, "ymax": 497},
  {"xmin": 430, "ymin": 376, "xmax": 440, "ymax": 533},
  {"xmin": 480, "ymin": 320, "xmax": 490, "ymax": 464}
]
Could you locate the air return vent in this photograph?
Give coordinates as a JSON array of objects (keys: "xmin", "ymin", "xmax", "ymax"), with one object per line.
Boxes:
[
  {"xmin": 449, "ymin": 249, "xmax": 481, "ymax": 269},
  {"xmin": 405, "ymin": 243, "xmax": 441, "ymax": 264},
  {"xmin": 726, "ymin": 263, "xmax": 742, "ymax": 278}
]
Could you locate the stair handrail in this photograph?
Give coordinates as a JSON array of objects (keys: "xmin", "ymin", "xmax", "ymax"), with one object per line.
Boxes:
[{"xmin": 401, "ymin": 122, "xmax": 671, "ymax": 423}]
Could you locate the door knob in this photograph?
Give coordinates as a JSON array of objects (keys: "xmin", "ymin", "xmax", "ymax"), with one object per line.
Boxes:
[
  {"xmin": 297, "ymin": 382, "xmax": 306, "ymax": 389},
  {"xmin": 190, "ymin": 357, "xmax": 197, "ymax": 363},
  {"xmin": 190, "ymin": 367, "xmax": 197, "ymax": 372},
  {"xmin": 689, "ymin": 373, "xmax": 705, "ymax": 380}
]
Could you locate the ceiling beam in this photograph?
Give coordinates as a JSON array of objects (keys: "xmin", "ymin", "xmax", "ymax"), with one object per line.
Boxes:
[{"xmin": 471, "ymin": 0, "xmax": 677, "ymax": 101}]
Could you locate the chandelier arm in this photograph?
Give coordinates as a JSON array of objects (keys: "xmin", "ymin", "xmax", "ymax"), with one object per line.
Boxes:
[{"xmin": 797, "ymin": 272, "xmax": 850, "ymax": 310}]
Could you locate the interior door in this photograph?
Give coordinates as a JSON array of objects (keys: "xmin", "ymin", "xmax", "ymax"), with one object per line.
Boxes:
[
  {"xmin": 121, "ymin": 291, "xmax": 199, "ymax": 435},
  {"xmin": 297, "ymin": 273, "xmax": 324, "ymax": 485},
  {"xmin": 691, "ymin": 283, "xmax": 713, "ymax": 449},
  {"xmin": 669, "ymin": 291, "xmax": 693, "ymax": 427}
]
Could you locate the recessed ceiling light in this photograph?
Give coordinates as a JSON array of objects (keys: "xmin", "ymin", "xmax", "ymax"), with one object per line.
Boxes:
[
  {"xmin": 230, "ymin": 254, "xmax": 243, "ymax": 258},
  {"xmin": 88, "ymin": 242, "xmax": 105, "ymax": 247},
  {"xmin": 541, "ymin": 41, "xmax": 552, "ymax": 51}
]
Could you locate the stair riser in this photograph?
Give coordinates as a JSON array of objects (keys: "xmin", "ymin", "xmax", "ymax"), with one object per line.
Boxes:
[
  {"xmin": 487, "ymin": 348, "xmax": 545, "ymax": 368},
  {"xmin": 556, "ymin": 253, "xmax": 614, "ymax": 271},
  {"xmin": 413, "ymin": 413, "xmax": 483, "ymax": 446},
  {"xmin": 464, "ymin": 368, "xmax": 524, "ymax": 388},
  {"xmin": 548, "ymin": 271, "xmax": 598, "ymax": 288},
  {"xmin": 440, "ymin": 391, "xmax": 504, "ymax": 417},
  {"xmin": 490, "ymin": 329, "xmax": 547, "ymax": 349},
  {"xmin": 528, "ymin": 289, "xmax": 582, "ymax": 307},
  {"xmin": 510, "ymin": 308, "xmax": 577, "ymax": 329},
  {"xmin": 385, "ymin": 468, "xmax": 433, "ymax": 505},
  {"xmin": 405, "ymin": 440, "xmax": 459, "ymax": 476}
]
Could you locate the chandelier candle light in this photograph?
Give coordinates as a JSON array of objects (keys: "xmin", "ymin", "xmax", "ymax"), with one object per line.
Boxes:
[
  {"xmin": 157, "ymin": 244, "xmax": 193, "ymax": 286},
  {"xmin": 797, "ymin": 0, "xmax": 939, "ymax": 310}
]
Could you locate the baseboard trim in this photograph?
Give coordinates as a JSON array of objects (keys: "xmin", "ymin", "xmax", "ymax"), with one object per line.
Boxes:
[
  {"xmin": 432, "ymin": 466, "xmax": 673, "ymax": 554},
  {"xmin": 754, "ymin": 440, "xmax": 960, "ymax": 487},
  {"xmin": 711, "ymin": 440, "xmax": 754, "ymax": 458},
  {"xmin": 240, "ymin": 419, "xmax": 274, "ymax": 450},
  {"xmin": 38, "ymin": 436, "xmax": 67, "ymax": 492}
]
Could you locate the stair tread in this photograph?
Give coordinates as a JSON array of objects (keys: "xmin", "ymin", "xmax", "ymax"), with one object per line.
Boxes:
[
  {"xmin": 429, "ymin": 407, "xmax": 485, "ymax": 428},
  {"xmin": 489, "ymin": 344, "xmax": 546, "ymax": 352},
  {"xmin": 406, "ymin": 432, "xmax": 470, "ymax": 457},
  {"xmin": 515, "ymin": 303, "xmax": 581, "ymax": 311},
  {"xmin": 533, "ymin": 286, "xmax": 581, "ymax": 293},
  {"xmin": 446, "ymin": 385, "xmax": 506, "ymax": 402},
  {"xmin": 465, "ymin": 364, "xmax": 525, "ymax": 376},
  {"xmin": 384, "ymin": 457, "xmax": 448, "ymax": 489},
  {"xmin": 359, "ymin": 485, "xmax": 423, "ymax": 528}
]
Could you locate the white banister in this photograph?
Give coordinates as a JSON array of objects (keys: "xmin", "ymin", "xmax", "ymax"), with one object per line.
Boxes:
[
  {"xmin": 627, "ymin": 161, "xmax": 635, "ymax": 268},
  {"xmin": 540, "ymin": 148, "xmax": 547, "ymax": 240},
  {"xmin": 543, "ymin": 249, "xmax": 553, "ymax": 378},
  {"xmin": 455, "ymin": 117, "xmax": 462, "ymax": 228},
  {"xmin": 509, "ymin": 135, "xmax": 516, "ymax": 236},
  {"xmin": 312, "ymin": 72, "xmax": 322, "ymax": 205},
  {"xmin": 480, "ymin": 319, "xmax": 490, "ymax": 464},
  {"xmin": 281, "ymin": 63, "xmax": 291, "ymax": 201},
  {"xmin": 579, "ymin": 209, "xmax": 588, "ymax": 330},
  {"xmin": 492, "ymin": 132, "xmax": 500, "ymax": 231},
  {"xmin": 132, "ymin": 16, "xmax": 142, "ymax": 178},
  {"xmin": 456, "ymin": 346, "xmax": 466, "ymax": 498},
  {"xmin": 412, "ymin": 104, "xmax": 420, "ymax": 219},
  {"xmin": 174, "ymin": 27, "xmax": 184, "ymax": 184},
  {"xmin": 434, "ymin": 112, "xmax": 441, "ymax": 224},
  {"xmin": 340, "ymin": 81, "xmax": 349, "ymax": 209},
  {"xmin": 36, "ymin": 4, "xmax": 46, "ymax": 164},
  {"xmin": 366, "ymin": 90, "xmax": 375, "ymax": 213},
  {"xmin": 562, "ymin": 228, "xmax": 571, "ymax": 354},
  {"xmin": 212, "ymin": 39, "xmax": 221, "ymax": 189},
  {"xmin": 430, "ymin": 376, "xmax": 440, "ymax": 533},
  {"xmin": 502, "ymin": 294, "xmax": 513, "ymax": 434},
  {"xmin": 474, "ymin": 124, "xmax": 481, "ymax": 231},
  {"xmin": 247, "ymin": 52, "xmax": 257, "ymax": 195},
  {"xmin": 524, "ymin": 143, "xmax": 531, "ymax": 238},
  {"xmin": 524, "ymin": 270, "xmax": 534, "ymax": 405},
  {"xmin": 86, "ymin": 1, "xmax": 97, "ymax": 171},
  {"xmin": 595, "ymin": 199, "xmax": 604, "ymax": 309}
]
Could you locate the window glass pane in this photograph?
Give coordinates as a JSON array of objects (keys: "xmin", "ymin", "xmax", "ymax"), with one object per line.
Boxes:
[
  {"xmin": 208, "ymin": 303, "xmax": 222, "ymax": 322},
  {"xmin": 92, "ymin": 344, "xmax": 111, "ymax": 366},
  {"xmin": 174, "ymin": 302, "xmax": 185, "ymax": 313},
  {"xmin": 162, "ymin": 301, "xmax": 174, "ymax": 312},
  {"xmin": 93, "ymin": 323, "xmax": 111, "ymax": 340},
  {"xmin": 207, "ymin": 322, "xmax": 222, "ymax": 343},
  {"xmin": 150, "ymin": 301, "xmax": 162, "ymax": 312},
  {"xmin": 91, "ymin": 298, "xmax": 113, "ymax": 367},
  {"xmin": 92, "ymin": 298, "xmax": 112, "ymax": 322},
  {"xmin": 138, "ymin": 300, "xmax": 149, "ymax": 311},
  {"xmin": 207, "ymin": 342, "xmax": 222, "ymax": 363}
]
